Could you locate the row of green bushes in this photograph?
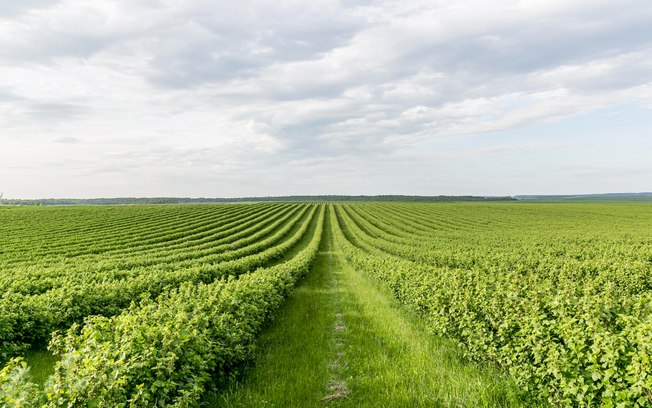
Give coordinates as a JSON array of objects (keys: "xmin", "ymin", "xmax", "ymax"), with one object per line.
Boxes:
[
  {"xmin": 1, "ymin": 203, "xmax": 269, "ymax": 263},
  {"xmin": 333, "ymin": 204, "xmax": 652, "ymax": 407},
  {"xmin": 0, "ymin": 205, "xmax": 315, "ymax": 362},
  {"xmin": 1, "ymin": 204, "xmax": 296, "ymax": 294},
  {"xmin": 1, "ymin": 206, "xmax": 324, "ymax": 406}
]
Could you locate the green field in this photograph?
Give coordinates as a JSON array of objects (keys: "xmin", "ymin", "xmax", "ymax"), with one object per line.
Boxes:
[{"xmin": 1, "ymin": 203, "xmax": 652, "ymax": 407}]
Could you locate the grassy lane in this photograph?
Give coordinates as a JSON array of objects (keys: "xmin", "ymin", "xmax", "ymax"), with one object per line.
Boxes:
[
  {"xmin": 206, "ymin": 208, "xmax": 336, "ymax": 406},
  {"xmin": 334, "ymin": 251, "xmax": 533, "ymax": 407},
  {"xmin": 210, "ymin": 208, "xmax": 536, "ymax": 407}
]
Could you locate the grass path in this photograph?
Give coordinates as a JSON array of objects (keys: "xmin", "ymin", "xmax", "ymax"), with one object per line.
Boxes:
[
  {"xmin": 206, "ymin": 210, "xmax": 338, "ymax": 406},
  {"xmin": 208, "ymin": 208, "xmax": 536, "ymax": 407}
]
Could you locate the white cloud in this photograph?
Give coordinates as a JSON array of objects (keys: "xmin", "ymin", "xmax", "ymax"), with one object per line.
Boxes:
[{"xmin": 1, "ymin": 0, "xmax": 652, "ymax": 197}]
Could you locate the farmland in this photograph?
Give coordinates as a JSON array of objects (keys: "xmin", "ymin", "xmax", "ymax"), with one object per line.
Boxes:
[{"xmin": 1, "ymin": 202, "xmax": 652, "ymax": 406}]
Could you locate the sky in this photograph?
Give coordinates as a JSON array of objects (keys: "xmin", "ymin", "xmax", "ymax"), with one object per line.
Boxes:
[{"xmin": 1, "ymin": 0, "xmax": 652, "ymax": 198}]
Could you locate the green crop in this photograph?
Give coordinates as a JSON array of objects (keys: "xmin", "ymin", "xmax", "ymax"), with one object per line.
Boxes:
[
  {"xmin": 332, "ymin": 203, "xmax": 652, "ymax": 407},
  {"xmin": 2, "ymin": 202, "xmax": 651, "ymax": 406}
]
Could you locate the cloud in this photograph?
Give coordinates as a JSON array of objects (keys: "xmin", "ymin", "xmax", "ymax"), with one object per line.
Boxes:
[
  {"xmin": 0, "ymin": 0, "xmax": 60, "ymax": 17},
  {"xmin": 144, "ymin": 2, "xmax": 368, "ymax": 88},
  {"xmin": 473, "ymin": 142, "xmax": 574, "ymax": 155},
  {"xmin": 1, "ymin": 0, "xmax": 652, "ymax": 197},
  {"xmin": 28, "ymin": 102, "xmax": 87, "ymax": 121},
  {"xmin": 53, "ymin": 136, "xmax": 81, "ymax": 144}
]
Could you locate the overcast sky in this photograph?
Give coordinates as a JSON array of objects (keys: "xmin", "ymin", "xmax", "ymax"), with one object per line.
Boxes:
[{"xmin": 1, "ymin": 0, "xmax": 652, "ymax": 198}]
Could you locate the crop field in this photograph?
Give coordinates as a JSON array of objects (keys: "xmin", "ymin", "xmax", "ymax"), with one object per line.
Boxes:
[{"xmin": 1, "ymin": 202, "xmax": 652, "ymax": 407}]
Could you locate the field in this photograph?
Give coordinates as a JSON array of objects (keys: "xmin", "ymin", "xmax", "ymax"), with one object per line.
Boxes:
[{"xmin": 1, "ymin": 202, "xmax": 652, "ymax": 407}]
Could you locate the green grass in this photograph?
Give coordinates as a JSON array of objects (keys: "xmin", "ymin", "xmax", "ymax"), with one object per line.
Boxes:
[
  {"xmin": 208, "ymin": 210, "xmax": 542, "ymax": 407},
  {"xmin": 206, "ymin": 211, "xmax": 337, "ymax": 406},
  {"xmin": 23, "ymin": 349, "xmax": 57, "ymax": 387},
  {"xmin": 334, "ymin": 250, "xmax": 533, "ymax": 407}
]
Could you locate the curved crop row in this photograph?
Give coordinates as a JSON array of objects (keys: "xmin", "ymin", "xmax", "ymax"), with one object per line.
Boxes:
[
  {"xmin": 334, "ymin": 203, "xmax": 652, "ymax": 407},
  {"xmin": 0, "ymin": 205, "xmax": 325, "ymax": 407},
  {"xmin": 0, "ymin": 204, "xmax": 301, "ymax": 296},
  {"xmin": 0, "ymin": 204, "xmax": 316, "ymax": 363},
  {"xmin": 0, "ymin": 205, "xmax": 232, "ymax": 260},
  {"xmin": 341, "ymin": 204, "xmax": 652, "ymax": 295},
  {"xmin": 0, "ymin": 204, "xmax": 269, "ymax": 264}
]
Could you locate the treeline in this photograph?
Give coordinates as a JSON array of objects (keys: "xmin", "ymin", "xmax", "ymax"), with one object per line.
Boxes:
[
  {"xmin": 2, "ymin": 195, "xmax": 516, "ymax": 206},
  {"xmin": 515, "ymin": 192, "xmax": 652, "ymax": 203}
]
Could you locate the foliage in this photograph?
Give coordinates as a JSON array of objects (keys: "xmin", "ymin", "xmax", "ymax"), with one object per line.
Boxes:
[
  {"xmin": 0, "ymin": 358, "xmax": 41, "ymax": 407},
  {"xmin": 332, "ymin": 203, "xmax": 652, "ymax": 407},
  {"xmin": 2, "ymin": 202, "xmax": 652, "ymax": 406},
  {"xmin": 0, "ymin": 204, "xmax": 314, "ymax": 362},
  {"xmin": 0, "ymin": 205, "xmax": 323, "ymax": 406}
]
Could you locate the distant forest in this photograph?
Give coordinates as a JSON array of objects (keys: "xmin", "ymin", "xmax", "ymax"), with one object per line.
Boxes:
[{"xmin": 1, "ymin": 195, "xmax": 517, "ymax": 206}]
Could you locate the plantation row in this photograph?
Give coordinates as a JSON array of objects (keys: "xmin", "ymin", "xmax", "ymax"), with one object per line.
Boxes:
[
  {"xmin": 1, "ymin": 205, "xmax": 325, "ymax": 406},
  {"xmin": 1, "ymin": 205, "xmax": 304, "ymax": 295},
  {"xmin": 1, "ymin": 204, "xmax": 288, "ymax": 267},
  {"xmin": 332, "ymin": 203, "xmax": 652, "ymax": 407},
  {"xmin": 0, "ymin": 203, "xmax": 316, "ymax": 361},
  {"xmin": 2, "ymin": 202, "xmax": 652, "ymax": 406}
]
